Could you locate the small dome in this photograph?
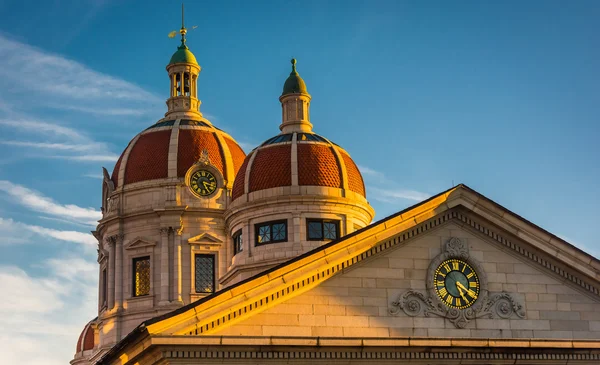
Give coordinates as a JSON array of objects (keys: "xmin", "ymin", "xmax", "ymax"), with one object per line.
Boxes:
[
  {"xmin": 231, "ymin": 132, "xmax": 365, "ymax": 201},
  {"xmin": 169, "ymin": 45, "xmax": 198, "ymax": 65},
  {"xmin": 75, "ymin": 319, "xmax": 96, "ymax": 353},
  {"xmin": 111, "ymin": 119, "xmax": 246, "ymax": 188},
  {"xmin": 282, "ymin": 59, "xmax": 308, "ymax": 96}
]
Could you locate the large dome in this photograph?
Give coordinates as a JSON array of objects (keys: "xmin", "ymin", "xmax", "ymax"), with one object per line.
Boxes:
[
  {"xmin": 111, "ymin": 118, "xmax": 245, "ymax": 189},
  {"xmin": 232, "ymin": 132, "xmax": 365, "ymax": 201}
]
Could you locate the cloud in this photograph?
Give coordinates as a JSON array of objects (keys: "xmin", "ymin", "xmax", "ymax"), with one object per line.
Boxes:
[
  {"xmin": 56, "ymin": 154, "xmax": 119, "ymax": 162},
  {"xmin": 369, "ymin": 187, "xmax": 431, "ymax": 202},
  {"xmin": 357, "ymin": 165, "xmax": 430, "ymax": 203},
  {"xmin": 0, "ymin": 119, "xmax": 84, "ymax": 140},
  {"xmin": 0, "ymin": 217, "xmax": 97, "ymax": 246},
  {"xmin": 0, "ymin": 140, "xmax": 108, "ymax": 152},
  {"xmin": 0, "ymin": 180, "xmax": 101, "ymax": 225},
  {"xmin": 0, "ymin": 257, "xmax": 97, "ymax": 365}
]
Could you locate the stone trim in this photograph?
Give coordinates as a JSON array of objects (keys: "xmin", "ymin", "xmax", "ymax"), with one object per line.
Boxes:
[
  {"xmin": 455, "ymin": 209, "xmax": 600, "ymax": 298},
  {"xmin": 181, "ymin": 208, "xmax": 599, "ymax": 336},
  {"xmin": 243, "ymin": 150, "xmax": 258, "ymax": 197},
  {"xmin": 212, "ymin": 130, "xmax": 235, "ymax": 188},
  {"xmin": 290, "ymin": 132, "xmax": 298, "ymax": 186},
  {"xmin": 166, "ymin": 119, "xmax": 181, "ymax": 178},
  {"xmin": 116, "ymin": 134, "xmax": 140, "ymax": 190}
]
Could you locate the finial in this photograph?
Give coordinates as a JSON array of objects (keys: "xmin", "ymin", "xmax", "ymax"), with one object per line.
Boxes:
[
  {"xmin": 179, "ymin": 3, "xmax": 187, "ymax": 47},
  {"xmin": 291, "ymin": 58, "xmax": 297, "ymax": 74}
]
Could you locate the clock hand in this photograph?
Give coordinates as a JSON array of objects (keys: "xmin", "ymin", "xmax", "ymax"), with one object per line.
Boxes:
[{"xmin": 455, "ymin": 282, "xmax": 468, "ymax": 302}]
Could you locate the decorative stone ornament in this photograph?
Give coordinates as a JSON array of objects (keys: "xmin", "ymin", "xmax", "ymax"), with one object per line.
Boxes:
[
  {"xmin": 185, "ymin": 149, "xmax": 223, "ymax": 199},
  {"xmin": 389, "ymin": 237, "xmax": 525, "ymax": 328}
]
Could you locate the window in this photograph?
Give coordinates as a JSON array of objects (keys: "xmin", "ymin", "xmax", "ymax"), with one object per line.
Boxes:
[
  {"xmin": 307, "ymin": 219, "xmax": 340, "ymax": 241},
  {"xmin": 233, "ymin": 229, "xmax": 243, "ymax": 255},
  {"xmin": 132, "ymin": 256, "xmax": 150, "ymax": 297},
  {"xmin": 195, "ymin": 254, "xmax": 215, "ymax": 293},
  {"xmin": 101, "ymin": 268, "xmax": 107, "ymax": 306},
  {"xmin": 255, "ymin": 220, "xmax": 287, "ymax": 246}
]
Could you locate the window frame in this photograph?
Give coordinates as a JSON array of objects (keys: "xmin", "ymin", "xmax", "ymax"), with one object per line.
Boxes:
[
  {"xmin": 232, "ymin": 229, "xmax": 243, "ymax": 255},
  {"xmin": 132, "ymin": 256, "xmax": 151, "ymax": 297},
  {"xmin": 101, "ymin": 267, "xmax": 107, "ymax": 307},
  {"xmin": 194, "ymin": 254, "xmax": 216, "ymax": 294},
  {"xmin": 306, "ymin": 219, "xmax": 340, "ymax": 241},
  {"xmin": 254, "ymin": 219, "xmax": 288, "ymax": 246}
]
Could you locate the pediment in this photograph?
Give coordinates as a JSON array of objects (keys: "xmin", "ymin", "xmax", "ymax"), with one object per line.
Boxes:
[
  {"xmin": 125, "ymin": 237, "xmax": 156, "ymax": 250},
  {"xmin": 142, "ymin": 184, "xmax": 600, "ymax": 340},
  {"xmin": 188, "ymin": 232, "xmax": 223, "ymax": 246}
]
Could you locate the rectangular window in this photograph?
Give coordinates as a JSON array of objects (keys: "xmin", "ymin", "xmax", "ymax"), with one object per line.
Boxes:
[
  {"xmin": 233, "ymin": 229, "xmax": 243, "ymax": 255},
  {"xmin": 132, "ymin": 256, "xmax": 150, "ymax": 297},
  {"xmin": 101, "ymin": 268, "xmax": 107, "ymax": 306},
  {"xmin": 255, "ymin": 220, "xmax": 288, "ymax": 246},
  {"xmin": 195, "ymin": 254, "xmax": 215, "ymax": 293},
  {"xmin": 307, "ymin": 219, "xmax": 340, "ymax": 241}
]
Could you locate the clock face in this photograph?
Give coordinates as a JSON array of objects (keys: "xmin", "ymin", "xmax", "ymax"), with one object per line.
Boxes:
[
  {"xmin": 434, "ymin": 259, "xmax": 480, "ymax": 309},
  {"xmin": 189, "ymin": 170, "xmax": 218, "ymax": 197}
]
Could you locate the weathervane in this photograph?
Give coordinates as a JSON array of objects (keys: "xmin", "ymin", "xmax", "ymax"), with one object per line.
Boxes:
[{"xmin": 168, "ymin": 3, "xmax": 197, "ymax": 45}]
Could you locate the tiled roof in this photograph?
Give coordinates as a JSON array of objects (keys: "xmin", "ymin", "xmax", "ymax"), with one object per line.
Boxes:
[
  {"xmin": 249, "ymin": 145, "xmax": 292, "ymax": 192},
  {"xmin": 111, "ymin": 150, "xmax": 124, "ymax": 188},
  {"xmin": 231, "ymin": 151, "xmax": 252, "ymax": 200},
  {"xmin": 297, "ymin": 144, "xmax": 342, "ymax": 188},
  {"xmin": 177, "ymin": 130, "xmax": 225, "ymax": 178},
  {"xmin": 76, "ymin": 320, "xmax": 95, "ymax": 352},
  {"xmin": 340, "ymin": 151, "xmax": 365, "ymax": 196},
  {"xmin": 224, "ymin": 137, "xmax": 246, "ymax": 176},
  {"xmin": 124, "ymin": 130, "xmax": 170, "ymax": 185}
]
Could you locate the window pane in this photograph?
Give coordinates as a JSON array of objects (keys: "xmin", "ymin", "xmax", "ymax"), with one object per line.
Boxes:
[
  {"xmin": 195, "ymin": 255, "xmax": 215, "ymax": 293},
  {"xmin": 258, "ymin": 225, "xmax": 271, "ymax": 243},
  {"xmin": 308, "ymin": 221, "xmax": 323, "ymax": 240},
  {"xmin": 324, "ymin": 222, "xmax": 338, "ymax": 239},
  {"xmin": 233, "ymin": 230, "xmax": 243, "ymax": 254},
  {"xmin": 272, "ymin": 223, "xmax": 286, "ymax": 241},
  {"xmin": 134, "ymin": 257, "xmax": 150, "ymax": 297},
  {"xmin": 102, "ymin": 269, "xmax": 107, "ymax": 305}
]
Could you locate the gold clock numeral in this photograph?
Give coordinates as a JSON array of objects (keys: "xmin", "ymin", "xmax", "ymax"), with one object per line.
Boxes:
[
  {"xmin": 469, "ymin": 281, "xmax": 477, "ymax": 288},
  {"xmin": 466, "ymin": 272, "xmax": 474, "ymax": 279},
  {"xmin": 438, "ymin": 287, "xmax": 448, "ymax": 297},
  {"xmin": 439, "ymin": 272, "xmax": 446, "ymax": 278},
  {"xmin": 444, "ymin": 263, "xmax": 451, "ymax": 272},
  {"xmin": 201, "ymin": 171, "xmax": 206, "ymax": 176},
  {"xmin": 452, "ymin": 261, "xmax": 459, "ymax": 271},
  {"xmin": 436, "ymin": 280, "xmax": 445, "ymax": 286},
  {"xmin": 461, "ymin": 264, "xmax": 466, "ymax": 273},
  {"xmin": 456, "ymin": 297, "xmax": 462, "ymax": 306},
  {"xmin": 445, "ymin": 295, "xmax": 453, "ymax": 305}
]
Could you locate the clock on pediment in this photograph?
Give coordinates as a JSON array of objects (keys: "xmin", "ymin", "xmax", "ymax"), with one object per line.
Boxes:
[
  {"xmin": 390, "ymin": 237, "xmax": 525, "ymax": 328},
  {"xmin": 185, "ymin": 149, "xmax": 223, "ymax": 199}
]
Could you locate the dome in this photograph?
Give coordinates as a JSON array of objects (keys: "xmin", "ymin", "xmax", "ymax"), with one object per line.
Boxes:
[
  {"xmin": 169, "ymin": 44, "xmax": 198, "ymax": 65},
  {"xmin": 231, "ymin": 132, "xmax": 365, "ymax": 201},
  {"xmin": 111, "ymin": 119, "xmax": 246, "ymax": 189},
  {"xmin": 75, "ymin": 319, "xmax": 95, "ymax": 353},
  {"xmin": 282, "ymin": 59, "xmax": 308, "ymax": 96}
]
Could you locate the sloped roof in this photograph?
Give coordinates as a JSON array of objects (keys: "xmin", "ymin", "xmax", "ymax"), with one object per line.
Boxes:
[{"xmin": 98, "ymin": 183, "xmax": 600, "ymax": 363}]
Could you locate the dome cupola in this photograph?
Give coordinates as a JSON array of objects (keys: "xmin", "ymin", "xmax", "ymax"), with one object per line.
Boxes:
[{"xmin": 223, "ymin": 59, "xmax": 374, "ymax": 287}]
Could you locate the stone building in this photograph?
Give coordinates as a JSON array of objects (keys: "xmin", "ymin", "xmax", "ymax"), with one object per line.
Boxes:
[{"xmin": 72, "ymin": 20, "xmax": 600, "ymax": 365}]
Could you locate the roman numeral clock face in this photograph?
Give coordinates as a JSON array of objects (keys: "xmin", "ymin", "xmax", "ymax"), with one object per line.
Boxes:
[
  {"xmin": 434, "ymin": 259, "xmax": 480, "ymax": 309},
  {"xmin": 190, "ymin": 170, "xmax": 217, "ymax": 197}
]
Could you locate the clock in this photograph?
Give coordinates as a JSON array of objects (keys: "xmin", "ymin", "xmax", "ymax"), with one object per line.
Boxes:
[
  {"xmin": 434, "ymin": 258, "xmax": 480, "ymax": 309},
  {"xmin": 189, "ymin": 169, "xmax": 218, "ymax": 197}
]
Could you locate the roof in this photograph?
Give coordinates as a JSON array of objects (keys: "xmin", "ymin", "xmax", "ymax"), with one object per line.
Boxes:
[
  {"xmin": 98, "ymin": 183, "xmax": 600, "ymax": 364},
  {"xmin": 282, "ymin": 58, "xmax": 308, "ymax": 96},
  {"xmin": 169, "ymin": 45, "xmax": 198, "ymax": 65}
]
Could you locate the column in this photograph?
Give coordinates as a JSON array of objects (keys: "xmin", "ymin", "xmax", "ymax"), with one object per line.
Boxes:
[
  {"xmin": 114, "ymin": 234, "xmax": 124, "ymax": 309},
  {"xmin": 159, "ymin": 228, "xmax": 170, "ymax": 305},
  {"xmin": 107, "ymin": 237, "xmax": 115, "ymax": 310},
  {"xmin": 173, "ymin": 229, "xmax": 183, "ymax": 303}
]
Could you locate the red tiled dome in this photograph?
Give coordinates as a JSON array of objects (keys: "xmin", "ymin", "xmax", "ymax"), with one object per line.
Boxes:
[
  {"xmin": 231, "ymin": 132, "xmax": 366, "ymax": 201},
  {"xmin": 111, "ymin": 119, "xmax": 246, "ymax": 188},
  {"xmin": 75, "ymin": 319, "xmax": 95, "ymax": 353}
]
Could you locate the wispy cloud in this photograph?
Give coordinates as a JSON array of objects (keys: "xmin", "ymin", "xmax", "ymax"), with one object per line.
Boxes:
[
  {"xmin": 0, "ymin": 140, "xmax": 108, "ymax": 152},
  {"xmin": 0, "ymin": 119, "xmax": 84, "ymax": 140},
  {"xmin": 0, "ymin": 217, "xmax": 97, "ymax": 246},
  {"xmin": 0, "ymin": 257, "xmax": 97, "ymax": 365},
  {"xmin": 357, "ymin": 165, "xmax": 430, "ymax": 203},
  {"xmin": 0, "ymin": 180, "xmax": 101, "ymax": 225}
]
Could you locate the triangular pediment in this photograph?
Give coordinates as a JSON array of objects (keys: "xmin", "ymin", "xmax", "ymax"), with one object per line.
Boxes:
[
  {"xmin": 188, "ymin": 232, "xmax": 223, "ymax": 246},
  {"xmin": 124, "ymin": 237, "xmax": 156, "ymax": 250},
  {"xmin": 141, "ymin": 184, "xmax": 600, "ymax": 339}
]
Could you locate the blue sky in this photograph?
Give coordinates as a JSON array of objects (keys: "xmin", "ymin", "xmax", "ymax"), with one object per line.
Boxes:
[{"xmin": 0, "ymin": 0, "xmax": 598, "ymax": 363}]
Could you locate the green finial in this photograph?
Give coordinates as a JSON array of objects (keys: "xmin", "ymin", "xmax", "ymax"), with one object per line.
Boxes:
[
  {"xmin": 291, "ymin": 58, "xmax": 297, "ymax": 74},
  {"xmin": 168, "ymin": 3, "xmax": 198, "ymax": 65},
  {"xmin": 282, "ymin": 58, "xmax": 308, "ymax": 96}
]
